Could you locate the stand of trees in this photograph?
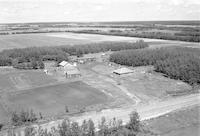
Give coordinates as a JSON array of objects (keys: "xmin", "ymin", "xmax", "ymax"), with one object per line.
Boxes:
[
  {"xmin": 110, "ymin": 47, "xmax": 200, "ymax": 85},
  {"xmin": 11, "ymin": 109, "xmax": 42, "ymax": 126},
  {"xmin": 4, "ymin": 109, "xmax": 150, "ymax": 136},
  {"xmin": 20, "ymin": 111, "xmax": 146, "ymax": 136},
  {"xmin": 0, "ymin": 40, "xmax": 148, "ymax": 69}
]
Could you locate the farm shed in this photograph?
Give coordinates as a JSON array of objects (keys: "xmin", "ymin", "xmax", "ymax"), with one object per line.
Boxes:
[
  {"xmin": 65, "ymin": 67, "xmax": 81, "ymax": 78},
  {"xmin": 63, "ymin": 64, "xmax": 81, "ymax": 78},
  {"xmin": 59, "ymin": 61, "xmax": 70, "ymax": 67},
  {"xmin": 113, "ymin": 67, "xmax": 134, "ymax": 75}
]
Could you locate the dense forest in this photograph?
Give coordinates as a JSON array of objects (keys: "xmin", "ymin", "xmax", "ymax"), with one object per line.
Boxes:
[
  {"xmin": 110, "ymin": 47, "xmax": 200, "ymax": 85},
  {"xmin": 0, "ymin": 40, "xmax": 148, "ymax": 69}
]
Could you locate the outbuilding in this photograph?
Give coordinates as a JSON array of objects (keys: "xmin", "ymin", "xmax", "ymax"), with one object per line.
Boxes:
[
  {"xmin": 113, "ymin": 67, "xmax": 134, "ymax": 75},
  {"xmin": 65, "ymin": 68, "xmax": 81, "ymax": 78},
  {"xmin": 59, "ymin": 61, "xmax": 70, "ymax": 67},
  {"xmin": 63, "ymin": 64, "xmax": 81, "ymax": 78}
]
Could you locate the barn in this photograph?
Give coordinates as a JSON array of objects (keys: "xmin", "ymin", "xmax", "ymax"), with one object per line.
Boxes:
[{"xmin": 113, "ymin": 67, "xmax": 134, "ymax": 75}]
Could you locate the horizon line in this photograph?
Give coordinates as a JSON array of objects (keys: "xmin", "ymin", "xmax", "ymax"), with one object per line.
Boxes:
[{"xmin": 1, "ymin": 20, "xmax": 200, "ymax": 25}]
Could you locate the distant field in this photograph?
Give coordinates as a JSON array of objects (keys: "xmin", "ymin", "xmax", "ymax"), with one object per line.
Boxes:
[
  {"xmin": 0, "ymin": 32, "xmax": 199, "ymax": 51},
  {"xmin": 0, "ymin": 33, "xmax": 90, "ymax": 51},
  {"xmin": 2, "ymin": 81, "xmax": 109, "ymax": 120},
  {"xmin": 146, "ymin": 106, "xmax": 200, "ymax": 136}
]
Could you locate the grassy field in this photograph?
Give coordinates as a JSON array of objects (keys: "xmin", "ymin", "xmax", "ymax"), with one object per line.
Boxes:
[
  {"xmin": 0, "ymin": 67, "xmax": 112, "ymax": 122},
  {"xmin": 0, "ymin": 69, "xmax": 57, "ymax": 92},
  {"xmin": 0, "ymin": 32, "xmax": 199, "ymax": 51},
  {"xmin": 0, "ymin": 32, "xmax": 135, "ymax": 51},
  {"xmin": 145, "ymin": 106, "xmax": 200, "ymax": 136},
  {"xmin": 122, "ymin": 72, "xmax": 191, "ymax": 100}
]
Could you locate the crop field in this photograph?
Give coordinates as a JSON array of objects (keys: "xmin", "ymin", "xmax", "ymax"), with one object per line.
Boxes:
[
  {"xmin": 0, "ymin": 32, "xmax": 199, "ymax": 51},
  {"xmin": 0, "ymin": 66, "xmax": 115, "ymax": 122},
  {"xmin": 145, "ymin": 106, "xmax": 200, "ymax": 136},
  {"xmin": 1, "ymin": 81, "xmax": 110, "ymax": 121},
  {"xmin": 0, "ymin": 33, "xmax": 91, "ymax": 51}
]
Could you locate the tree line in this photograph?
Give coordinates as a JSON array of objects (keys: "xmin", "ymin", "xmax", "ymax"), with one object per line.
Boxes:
[
  {"xmin": 110, "ymin": 47, "xmax": 200, "ymax": 85},
  {"xmin": 6, "ymin": 111, "xmax": 154, "ymax": 136},
  {"xmin": 0, "ymin": 40, "xmax": 148, "ymax": 69},
  {"xmin": 68, "ymin": 29, "xmax": 200, "ymax": 42}
]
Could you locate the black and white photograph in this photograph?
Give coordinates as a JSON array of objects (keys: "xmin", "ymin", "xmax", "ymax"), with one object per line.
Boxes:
[{"xmin": 0, "ymin": 0, "xmax": 199, "ymax": 135}]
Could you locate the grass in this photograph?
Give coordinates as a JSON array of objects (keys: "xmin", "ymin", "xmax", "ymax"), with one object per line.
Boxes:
[
  {"xmin": 0, "ymin": 67, "xmax": 111, "ymax": 121},
  {"xmin": 4, "ymin": 81, "xmax": 109, "ymax": 118},
  {"xmin": 90, "ymin": 63, "xmax": 192, "ymax": 101},
  {"xmin": 0, "ymin": 104, "xmax": 8, "ymax": 122},
  {"xmin": 0, "ymin": 32, "xmax": 199, "ymax": 52},
  {"xmin": 123, "ymin": 73, "xmax": 191, "ymax": 98},
  {"xmin": 145, "ymin": 106, "xmax": 200, "ymax": 136},
  {"xmin": 0, "ymin": 69, "xmax": 57, "ymax": 92}
]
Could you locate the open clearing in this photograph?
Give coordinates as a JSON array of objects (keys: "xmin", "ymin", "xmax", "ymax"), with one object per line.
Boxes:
[
  {"xmin": 1, "ymin": 81, "xmax": 110, "ymax": 121},
  {"xmin": 145, "ymin": 105, "xmax": 200, "ymax": 136},
  {"xmin": 0, "ymin": 32, "xmax": 199, "ymax": 51}
]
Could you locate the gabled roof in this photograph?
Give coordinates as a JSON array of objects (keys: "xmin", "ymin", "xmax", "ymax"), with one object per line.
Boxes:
[
  {"xmin": 59, "ymin": 61, "xmax": 69, "ymax": 67},
  {"xmin": 66, "ymin": 68, "xmax": 81, "ymax": 75},
  {"xmin": 113, "ymin": 67, "xmax": 134, "ymax": 75},
  {"xmin": 64, "ymin": 65, "xmax": 76, "ymax": 71}
]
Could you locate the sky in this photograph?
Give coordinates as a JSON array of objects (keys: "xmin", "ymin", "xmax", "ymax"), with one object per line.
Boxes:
[{"xmin": 0, "ymin": 0, "xmax": 200, "ymax": 23}]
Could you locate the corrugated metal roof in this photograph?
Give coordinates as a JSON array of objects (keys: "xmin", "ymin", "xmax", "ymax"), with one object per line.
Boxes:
[
  {"xmin": 59, "ymin": 61, "xmax": 69, "ymax": 67},
  {"xmin": 113, "ymin": 67, "xmax": 133, "ymax": 75}
]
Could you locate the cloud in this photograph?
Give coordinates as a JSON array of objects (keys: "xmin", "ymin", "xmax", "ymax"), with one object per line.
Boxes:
[{"xmin": 0, "ymin": 0, "xmax": 199, "ymax": 23}]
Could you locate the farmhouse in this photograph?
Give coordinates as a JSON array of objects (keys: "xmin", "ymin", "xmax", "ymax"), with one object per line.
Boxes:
[{"xmin": 113, "ymin": 67, "xmax": 134, "ymax": 75}]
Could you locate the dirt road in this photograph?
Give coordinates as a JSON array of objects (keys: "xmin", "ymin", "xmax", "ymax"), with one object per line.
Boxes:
[
  {"xmin": 36, "ymin": 93, "xmax": 200, "ymax": 130},
  {"xmin": 71, "ymin": 93, "xmax": 200, "ymax": 125}
]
